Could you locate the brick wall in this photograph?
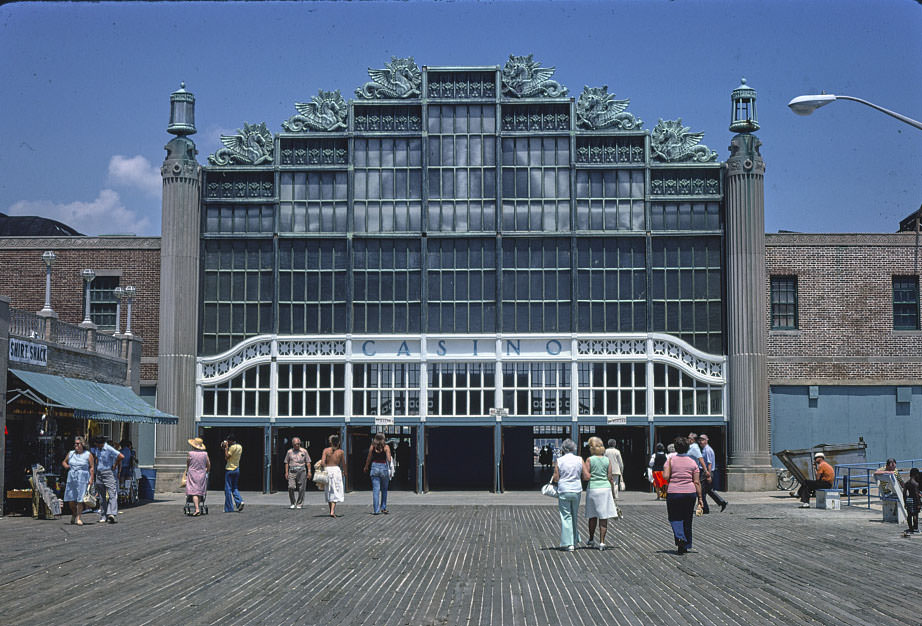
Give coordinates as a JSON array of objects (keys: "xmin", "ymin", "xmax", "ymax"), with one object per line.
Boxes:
[
  {"xmin": 766, "ymin": 233, "xmax": 922, "ymax": 383},
  {"xmin": 0, "ymin": 237, "xmax": 161, "ymax": 385}
]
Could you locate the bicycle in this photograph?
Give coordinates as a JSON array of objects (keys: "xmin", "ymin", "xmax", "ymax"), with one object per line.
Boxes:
[{"xmin": 776, "ymin": 468, "xmax": 798, "ymax": 492}]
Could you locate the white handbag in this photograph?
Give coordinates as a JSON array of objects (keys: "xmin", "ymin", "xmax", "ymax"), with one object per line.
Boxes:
[{"xmin": 541, "ymin": 482, "xmax": 559, "ymax": 498}]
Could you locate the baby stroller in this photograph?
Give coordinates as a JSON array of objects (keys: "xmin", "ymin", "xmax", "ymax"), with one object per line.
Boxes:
[
  {"xmin": 183, "ymin": 473, "xmax": 209, "ymax": 516},
  {"xmin": 183, "ymin": 491, "xmax": 208, "ymax": 516}
]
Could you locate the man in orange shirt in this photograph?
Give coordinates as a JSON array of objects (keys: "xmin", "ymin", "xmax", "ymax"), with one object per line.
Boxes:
[{"xmin": 798, "ymin": 452, "xmax": 835, "ymax": 508}]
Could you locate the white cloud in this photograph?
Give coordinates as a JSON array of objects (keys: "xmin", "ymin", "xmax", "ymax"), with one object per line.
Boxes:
[
  {"xmin": 7, "ymin": 189, "xmax": 151, "ymax": 236},
  {"xmin": 108, "ymin": 154, "xmax": 161, "ymax": 196}
]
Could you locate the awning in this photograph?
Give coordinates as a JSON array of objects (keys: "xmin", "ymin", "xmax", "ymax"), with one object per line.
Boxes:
[{"xmin": 9, "ymin": 369, "xmax": 179, "ymax": 425}]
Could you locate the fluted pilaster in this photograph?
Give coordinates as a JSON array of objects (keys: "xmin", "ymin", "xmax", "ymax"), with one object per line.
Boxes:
[
  {"xmin": 156, "ymin": 137, "xmax": 201, "ymax": 458},
  {"xmin": 725, "ymin": 133, "xmax": 774, "ymax": 490}
]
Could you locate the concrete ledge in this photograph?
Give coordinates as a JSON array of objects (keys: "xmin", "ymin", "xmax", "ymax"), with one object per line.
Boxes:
[{"xmin": 725, "ymin": 468, "xmax": 775, "ymax": 492}]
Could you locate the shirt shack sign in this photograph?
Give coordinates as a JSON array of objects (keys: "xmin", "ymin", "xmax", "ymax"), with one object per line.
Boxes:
[{"xmin": 9, "ymin": 338, "xmax": 48, "ymax": 367}]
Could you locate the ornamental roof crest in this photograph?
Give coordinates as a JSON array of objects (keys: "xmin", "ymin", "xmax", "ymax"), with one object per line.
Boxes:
[
  {"xmin": 282, "ymin": 90, "xmax": 348, "ymax": 132},
  {"xmin": 355, "ymin": 57, "xmax": 422, "ymax": 99},
  {"xmin": 576, "ymin": 86, "xmax": 643, "ymax": 130},
  {"xmin": 208, "ymin": 122, "xmax": 274, "ymax": 166},
  {"xmin": 502, "ymin": 54, "xmax": 567, "ymax": 98},
  {"xmin": 650, "ymin": 119, "xmax": 717, "ymax": 163}
]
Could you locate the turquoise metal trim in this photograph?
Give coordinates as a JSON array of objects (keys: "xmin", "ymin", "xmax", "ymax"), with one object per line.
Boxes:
[{"xmin": 10, "ymin": 369, "xmax": 179, "ymax": 425}]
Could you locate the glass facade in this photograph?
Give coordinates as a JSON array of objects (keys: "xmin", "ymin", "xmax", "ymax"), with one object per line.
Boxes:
[{"xmin": 197, "ymin": 64, "xmax": 727, "ymax": 431}]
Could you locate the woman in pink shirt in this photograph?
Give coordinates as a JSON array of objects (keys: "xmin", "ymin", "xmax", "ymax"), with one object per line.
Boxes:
[{"xmin": 663, "ymin": 436, "xmax": 703, "ymax": 554}]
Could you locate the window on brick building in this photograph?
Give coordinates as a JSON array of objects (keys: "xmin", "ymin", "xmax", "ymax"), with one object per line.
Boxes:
[
  {"xmin": 770, "ymin": 275, "xmax": 798, "ymax": 330},
  {"xmin": 893, "ymin": 276, "xmax": 920, "ymax": 330},
  {"xmin": 87, "ymin": 276, "xmax": 119, "ymax": 330}
]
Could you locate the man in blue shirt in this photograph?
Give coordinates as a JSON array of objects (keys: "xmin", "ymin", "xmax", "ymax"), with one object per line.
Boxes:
[
  {"xmin": 697, "ymin": 433, "xmax": 728, "ymax": 513},
  {"xmin": 92, "ymin": 436, "xmax": 124, "ymax": 523}
]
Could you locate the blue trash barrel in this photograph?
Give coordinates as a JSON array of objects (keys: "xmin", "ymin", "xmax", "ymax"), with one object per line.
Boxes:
[{"xmin": 139, "ymin": 468, "xmax": 157, "ymax": 500}]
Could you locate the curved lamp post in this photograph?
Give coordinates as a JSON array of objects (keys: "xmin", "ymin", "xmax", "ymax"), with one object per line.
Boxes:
[{"xmin": 788, "ymin": 94, "xmax": 922, "ymax": 131}]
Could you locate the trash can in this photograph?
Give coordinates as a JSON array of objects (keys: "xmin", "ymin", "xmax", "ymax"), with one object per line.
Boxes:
[{"xmin": 139, "ymin": 468, "xmax": 157, "ymax": 500}]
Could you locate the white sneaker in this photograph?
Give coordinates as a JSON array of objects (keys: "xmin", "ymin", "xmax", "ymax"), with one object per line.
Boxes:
[
  {"xmin": 598, "ymin": 543, "xmax": 606, "ymax": 551},
  {"xmin": 566, "ymin": 545, "xmax": 575, "ymax": 552},
  {"xmin": 289, "ymin": 505, "xmax": 296, "ymax": 509},
  {"xmin": 296, "ymin": 505, "xmax": 302, "ymax": 509},
  {"xmin": 799, "ymin": 503, "xmax": 810, "ymax": 508}
]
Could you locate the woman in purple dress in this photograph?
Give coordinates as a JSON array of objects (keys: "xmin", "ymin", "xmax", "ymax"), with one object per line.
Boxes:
[{"xmin": 186, "ymin": 438, "xmax": 211, "ymax": 516}]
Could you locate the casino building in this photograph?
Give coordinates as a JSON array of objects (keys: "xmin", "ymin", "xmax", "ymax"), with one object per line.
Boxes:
[{"xmin": 154, "ymin": 57, "xmax": 772, "ymax": 493}]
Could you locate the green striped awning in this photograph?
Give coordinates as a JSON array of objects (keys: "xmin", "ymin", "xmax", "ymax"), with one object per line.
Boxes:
[{"xmin": 10, "ymin": 369, "xmax": 178, "ymax": 425}]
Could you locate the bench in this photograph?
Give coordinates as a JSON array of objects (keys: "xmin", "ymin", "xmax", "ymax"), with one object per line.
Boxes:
[{"xmin": 816, "ymin": 489, "xmax": 840, "ymax": 510}]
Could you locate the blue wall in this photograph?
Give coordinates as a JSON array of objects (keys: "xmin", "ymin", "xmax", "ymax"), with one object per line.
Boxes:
[{"xmin": 770, "ymin": 385, "xmax": 922, "ymax": 467}]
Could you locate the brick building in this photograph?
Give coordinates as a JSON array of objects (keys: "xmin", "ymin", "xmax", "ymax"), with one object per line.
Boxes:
[
  {"xmin": 0, "ymin": 237, "xmax": 166, "ymax": 486},
  {"xmin": 0, "ymin": 237, "xmax": 161, "ymax": 387},
  {"xmin": 766, "ymin": 231, "xmax": 922, "ymax": 463}
]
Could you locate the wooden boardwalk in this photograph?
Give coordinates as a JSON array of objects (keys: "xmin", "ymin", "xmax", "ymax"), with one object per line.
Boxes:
[{"xmin": 0, "ymin": 496, "xmax": 917, "ymax": 625}]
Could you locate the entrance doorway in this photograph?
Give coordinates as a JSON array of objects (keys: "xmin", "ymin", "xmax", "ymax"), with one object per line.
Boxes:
[
  {"xmin": 271, "ymin": 427, "xmax": 337, "ymax": 493},
  {"xmin": 344, "ymin": 426, "xmax": 418, "ymax": 492},
  {"xmin": 592, "ymin": 426, "xmax": 649, "ymax": 490},
  {"xmin": 201, "ymin": 427, "xmax": 264, "ymax": 492},
  {"xmin": 655, "ymin": 426, "xmax": 727, "ymax": 490},
  {"xmin": 502, "ymin": 425, "xmax": 570, "ymax": 490},
  {"xmin": 425, "ymin": 426, "xmax": 493, "ymax": 490}
]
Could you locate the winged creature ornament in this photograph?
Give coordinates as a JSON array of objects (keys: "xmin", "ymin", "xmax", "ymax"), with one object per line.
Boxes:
[
  {"xmin": 576, "ymin": 86, "xmax": 642, "ymax": 130},
  {"xmin": 650, "ymin": 119, "xmax": 717, "ymax": 162},
  {"xmin": 283, "ymin": 90, "xmax": 348, "ymax": 132},
  {"xmin": 502, "ymin": 54, "xmax": 567, "ymax": 98},
  {"xmin": 355, "ymin": 57, "xmax": 422, "ymax": 99},
  {"xmin": 208, "ymin": 122, "xmax": 274, "ymax": 166}
]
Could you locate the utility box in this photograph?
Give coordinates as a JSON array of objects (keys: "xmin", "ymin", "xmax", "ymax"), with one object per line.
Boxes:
[{"xmin": 816, "ymin": 489, "xmax": 840, "ymax": 510}]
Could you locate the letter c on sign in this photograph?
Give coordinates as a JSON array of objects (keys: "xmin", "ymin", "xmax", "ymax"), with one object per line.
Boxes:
[
  {"xmin": 362, "ymin": 341, "xmax": 376, "ymax": 356},
  {"xmin": 546, "ymin": 340, "xmax": 562, "ymax": 356}
]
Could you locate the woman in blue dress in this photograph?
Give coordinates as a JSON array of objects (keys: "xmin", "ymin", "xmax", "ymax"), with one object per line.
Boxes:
[{"xmin": 62, "ymin": 436, "xmax": 95, "ymax": 525}]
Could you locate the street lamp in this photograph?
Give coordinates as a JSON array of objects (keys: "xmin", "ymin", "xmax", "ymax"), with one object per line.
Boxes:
[
  {"xmin": 37, "ymin": 251, "xmax": 57, "ymax": 318},
  {"xmin": 788, "ymin": 94, "xmax": 922, "ymax": 131},
  {"xmin": 80, "ymin": 269, "xmax": 96, "ymax": 328},
  {"xmin": 113, "ymin": 286, "xmax": 126, "ymax": 336},
  {"xmin": 123, "ymin": 285, "xmax": 136, "ymax": 337}
]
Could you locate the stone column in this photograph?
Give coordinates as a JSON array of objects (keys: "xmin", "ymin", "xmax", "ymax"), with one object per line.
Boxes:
[
  {"xmin": 725, "ymin": 133, "xmax": 774, "ymax": 491},
  {"xmin": 155, "ymin": 134, "xmax": 201, "ymax": 488}
]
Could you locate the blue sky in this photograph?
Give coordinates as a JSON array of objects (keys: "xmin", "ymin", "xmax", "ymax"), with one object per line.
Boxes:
[{"xmin": 1, "ymin": 0, "xmax": 920, "ymax": 236}]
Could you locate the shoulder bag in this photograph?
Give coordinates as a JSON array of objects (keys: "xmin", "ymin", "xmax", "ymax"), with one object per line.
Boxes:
[
  {"xmin": 82, "ymin": 483, "xmax": 97, "ymax": 509},
  {"xmin": 313, "ymin": 460, "xmax": 329, "ymax": 486},
  {"xmin": 541, "ymin": 482, "xmax": 558, "ymax": 498}
]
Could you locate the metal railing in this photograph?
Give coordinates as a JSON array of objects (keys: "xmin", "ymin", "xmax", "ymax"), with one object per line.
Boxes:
[
  {"xmin": 835, "ymin": 459, "xmax": 922, "ymax": 509},
  {"xmin": 49, "ymin": 318, "xmax": 88, "ymax": 350},
  {"xmin": 95, "ymin": 332, "xmax": 121, "ymax": 358},
  {"xmin": 9, "ymin": 309, "xmax": 44, "ymax": 339}
]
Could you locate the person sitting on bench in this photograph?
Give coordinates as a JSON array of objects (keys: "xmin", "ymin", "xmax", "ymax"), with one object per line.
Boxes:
[{"xmin": 798, "ymin": 452, "xmax": 835, "ymax": 508}]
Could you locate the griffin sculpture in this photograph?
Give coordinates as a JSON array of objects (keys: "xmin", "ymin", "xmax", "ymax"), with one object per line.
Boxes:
[
  {"xmin": 501, "ymin": 54, "xmax": 567, "ymax": 98},
  {"xmin": 650, "ymin": 119, "xmax": 717, "ymax": 162},
  {"xmin": 576, "ymin": 86, "xmax": 642, "ymax": 130},
  {"xmin": 208, "ymin": 122, "xmax": 274, "ymax": 166},
  {"xmin": 355, "ymin": 57, "xmax": 421, "ymax": 99},
  {"xmin": 282, "ymin": 90, "xmax": 348, "ymax": 132}
]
